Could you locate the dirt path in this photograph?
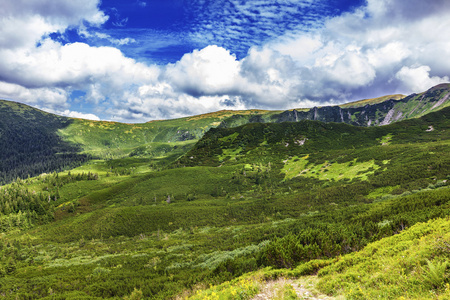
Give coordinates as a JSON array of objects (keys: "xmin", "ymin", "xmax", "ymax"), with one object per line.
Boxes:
[{"xmin": 251, "ymin": 277, "xmax": 336, "ymax": 300}]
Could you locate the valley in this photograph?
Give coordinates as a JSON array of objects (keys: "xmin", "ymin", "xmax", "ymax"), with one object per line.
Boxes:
[{"xmin": 0, "ymin": 84, "xmax": 449, "ymax": 299}]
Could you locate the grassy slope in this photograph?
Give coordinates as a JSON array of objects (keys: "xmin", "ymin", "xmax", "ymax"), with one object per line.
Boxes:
[
  {"xmin": 186, "ymin": 208, "xmax": 450, "ymax": 300},
  {"xmin": 180, "ymin": 107, "xmax": 450, "ymax": 300},
  {"xmin": 57, "ymin": 110, "xmax": 277, "ymax": 160},
  {"xmin": 177, "ymin": 105, "xmax": 450, "ymax": 170},
  {"xmin": 390, "ymin": 83, "xmax": 450, "ymax": 120},
  {"xmin": 316, "ymin": 214, "xmax": 450, "ymax": 299},
  {"xmin": 339, "ymin": 94, "xmax": 405, "ymax": 108},
  {"xmin": 55, "ymin": 84, "xmax": 449, "ymax": 161},
  {"xmin": 0, "ymin": 86, "xmax": 449, "ymax": 299}
]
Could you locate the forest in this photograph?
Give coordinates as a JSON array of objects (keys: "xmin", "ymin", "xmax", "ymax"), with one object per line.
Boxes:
[{"xmin": 0, "ymin": 101, "xmax": 89, "ymax": 185}]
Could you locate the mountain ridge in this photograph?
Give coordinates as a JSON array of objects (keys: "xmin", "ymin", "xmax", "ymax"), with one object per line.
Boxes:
[
  {"xmin": 0, "ymin": 83, "xmax": 449, "ymax": 184},
  {"xmin": 218, "ymin": 84, "xmax": 450, "ymax": 128},
  {"xmin": 1, "ymin": 84, "xmax": 447, "ymax": 126}
]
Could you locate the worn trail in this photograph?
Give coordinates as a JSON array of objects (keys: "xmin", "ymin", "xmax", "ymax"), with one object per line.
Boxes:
[{"xmin": 251, "ymin": 278, "xmax": 335, "ymax": 300}]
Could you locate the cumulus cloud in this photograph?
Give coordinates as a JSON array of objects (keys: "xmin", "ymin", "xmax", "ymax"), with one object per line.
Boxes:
[
  {"xmin": 0, "ymin": 0, "xmax": 108, "ymax": 112},
  {"xmin": 104, "ymin": 80, "xmax": 247, "ymax": 122},
  {"xmin": 125, "ymin": 0, "xmax": 449, "ymax": 120},
  {"xmin": 0, "ymin": 0, "xmax": 108, "ymax": 24},
  {"xmin": 0, "ymin": 0, "xmax": 107, "ymax": 50},
  {"xmin": 165, "ymin": 46, "xmax": 240, "ymax": 96},
  {"xmin": 395, "ymin": 66, "xmax": 449, "ymax": 93},
  {"xmin": 60, "ymin": 110, "xmax": 100, "ymax": 121},
  {"xmin": 249, "ymin": 0, "xmax": 450, "ymax": 102},
  {"xmin": 0, "ymin": 0, "xmax": 162, "ymax": 119},
  {"xmin": 0, "ymin": 82, "xmax": 69, "ymax": 110},
  {"xmin": 0, "ymin": 39, "xmax": 159, "ymax": 90}
]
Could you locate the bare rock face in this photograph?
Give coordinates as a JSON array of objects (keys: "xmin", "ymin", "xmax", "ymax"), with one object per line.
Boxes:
[{"xmin": 273, "ymin": 99, "xmax": 400, "ymax": 126}]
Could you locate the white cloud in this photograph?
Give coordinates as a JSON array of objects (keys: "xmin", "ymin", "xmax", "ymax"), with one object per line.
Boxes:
[
  {"xmin": 108, "ymin": 83, "xmax": 247, "ymax": 122},
  {"xmin": 0, "ymin": 38, "xmax": 160, "ymax": 113},
  {"xmin": 187, "ymin": 0, "xmax": 329, "ymax": 56},
  {"xmin": 0, "ymin": 39, "xmax": 158, "ymax": 88},
  {"xmin": 0, "ymin": 15, "xmax": 55, "ymax": 49},
  {"xmin": 395, "ymin": 65, "xmax": 449, "ymax": 93},
  {"xmin": 366, "ymin": 0, "xmax": 450, "ymax": 21},
  {"xmin": 0, "ymin": 81, "xmax": 69, "ymax": 110},
  {"xmin": 0, "ymin": 0, "xmax": 108, "ymax": 26},
  {"xmin": 0, "ymin": 0, "xmax": 107, "ymax": 50},
  {"xmin": 165, "ymin": 45, "xmax": 240, "ymax": 96},
  {"xmin": 268, "ymin": 35, "xmax": 323, "ymax": 65},
  {"xmin": 78, "ymin": 27, "xmax": 137, "ymax": 46},
  {"xmin": 111, "ymin": 37, "xmax": 136, "ymax": 46},
  {"xmin": 367, "ymin": 42, "xmax": 411, "ymax": 69},
  {"xmin": 110, "ymin": 0, "xmax": 449, "ymax": 122},
  {"xmin": 60, "ymin": 110, "xmax": 100, "ymax": 121},
  {"xmin": 326, "ymin": 51, "xmax": 376, "ymax": 87},
  {"xmin": 0, "ymin": 0, "xmax": 162, "ymax": 120},
  {"xmin": 136, "ymin": 1, "xmax": 147, "ymax": 8},
  {"xmin": 246, "ymin": 0, "xmax": 450, "ymax": 103},
  {"xmin": 0, "ymin": 0, "xmax": 113, "ymax": 112}
]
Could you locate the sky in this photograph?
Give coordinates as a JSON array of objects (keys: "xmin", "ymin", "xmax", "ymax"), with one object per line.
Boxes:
[{"xmin": 0, "ymin": 0, "xmax": 449, "ymax": 122}]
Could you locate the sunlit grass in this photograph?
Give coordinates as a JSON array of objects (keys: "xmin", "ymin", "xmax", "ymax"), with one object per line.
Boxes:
[
  {"xmin": 282, "ymin": 156, "xmax": 381, "ymax": 181},
  {"xmin": 317, "ymin": 218, "xmax": 450, "ymax": 299}
]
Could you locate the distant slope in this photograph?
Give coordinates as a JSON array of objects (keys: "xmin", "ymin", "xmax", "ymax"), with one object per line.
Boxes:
[
  {"xmin": 218, "ymin": 84, "xmax": 450, "ymax": 128},
  {"xmin": 58, "ymin": 109, "xmax": 278, "ymax": 159},
  {"xmin": 0, "ymin": 100, "xmax": 89, "ymax": 185},
  {"xmin": 0, "ymin": 103, "xmax": 276, "ymax": 184},
  {"xmin": 177, "ymin": 105, "xmax": 450, "ymax": 169},
  {"xmin": 338, "ymin": 93, "xmax": 405, "ymax": 108}
]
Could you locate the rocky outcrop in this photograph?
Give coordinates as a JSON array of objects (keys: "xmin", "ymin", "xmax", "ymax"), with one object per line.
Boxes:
[{"xmin": 272, "ymin": 99, "xmax": 400, "ymax": 126}]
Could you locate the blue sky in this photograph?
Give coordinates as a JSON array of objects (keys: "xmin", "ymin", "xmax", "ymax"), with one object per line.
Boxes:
[
  {"xmin": 0, "ymin": 0, "xmax": 449, "ymax": 122},
  {"xmin": 55, "ymin": 0, "xmax": 365, "ymax": 64}
]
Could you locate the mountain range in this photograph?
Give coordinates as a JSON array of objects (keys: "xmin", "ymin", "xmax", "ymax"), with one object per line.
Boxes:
[{"xmin": 1, "ymin": 84, "xmax": 449, "ymax": 185}]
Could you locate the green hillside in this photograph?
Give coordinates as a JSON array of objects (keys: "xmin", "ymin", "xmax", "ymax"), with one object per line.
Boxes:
[
  {"xmin": 57, "ymin": 109, "xmax": 277, "ymax": 160},
  {"xmin": 0, "ymin": 103, "xmax": 448, "ymax": 299},
  {"xmin": 187, "ymin": 215, "xmax": 450, "ymax": 300},
  {"xmin": 338, "ymin": 93, "xmax": 405, "ymax": 108},
  {"xmin": 0, "ymin": 101, "xmax": 276, "ymax": 185},
  {"xmin": 0, "ymin": 100, "xmax": 89, "ymax": 185}
]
